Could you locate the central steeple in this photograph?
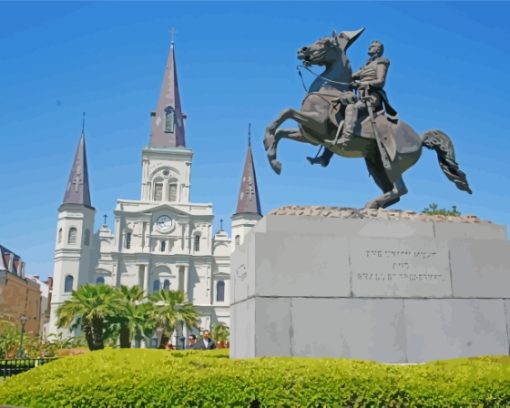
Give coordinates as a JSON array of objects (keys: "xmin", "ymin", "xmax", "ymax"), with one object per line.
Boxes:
[{"xmin": 150, "ymin": 40, "xmax": 186, "ymax": 148}]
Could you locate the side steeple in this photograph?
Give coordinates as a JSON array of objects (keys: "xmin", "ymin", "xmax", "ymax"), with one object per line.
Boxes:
[
  {"xmin": 234, "ymin": 132, "xmax": 262, "ymax": 216},
  {"xmin": 49, "ymin": 124, "xmax": 96, "ymax": 337},
  {"xmin": 150, "ymin": 40, "xmax": 186, "ymax": 148},
  {"xmin": 62, "ymin": 131, "xmax": 92, "ymax": 208},
  {"xmin": 231, "ymin": 125, "xmax": 262, "ymax": 249}
]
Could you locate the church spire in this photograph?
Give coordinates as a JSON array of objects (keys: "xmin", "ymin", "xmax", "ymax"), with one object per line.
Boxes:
[
  {"xmin": 150, "ymin": 39, "xmax": 186, "ymax": 148},
  {"xmin": 62, "ymin": 130, "xmax": 92, "ymax": 208},
  {"xmin": 234, "ymin": 125, "xmax": 262, "ymax": 216}
]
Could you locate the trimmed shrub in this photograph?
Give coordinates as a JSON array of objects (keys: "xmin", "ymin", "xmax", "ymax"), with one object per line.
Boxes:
[{"xmin": 0, "ymin": 349, "xmax": 509, "ymax": 407}]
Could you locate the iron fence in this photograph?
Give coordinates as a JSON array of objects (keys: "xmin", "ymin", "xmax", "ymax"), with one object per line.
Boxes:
[{"xmin": 0, "ymin": 358, "xmax": 57, "ymax": 378}]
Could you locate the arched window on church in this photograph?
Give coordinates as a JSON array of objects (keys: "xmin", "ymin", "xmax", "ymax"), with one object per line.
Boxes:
[
  {"xmin": 235, "ymin": 235, "xmax": 240, "ymax": 246},
  {"xmin": 160, "ymin": 240, "xmax": 166, "ymax": 252},
  {"xmin": 163, "ymin": 279, "xmax": 170, "ymax": 290},
  {"xmin": 194, "ymin": 235, "xmax": 200, "ymax": 252},
  {"xmin": 96, "ymin": 276, "xmax": 105, "ymax": 285},
  {"xmin": 58, "ymin": 228, "xmax": 63, "ymax": 244},
  {"xmin": 125, "ymin": 232, "xmax": 132, "ymax": 249},
  {"xmin": 84, "ymin": 229, "xmax": 90, "ymax": 246},
  {"xmin": 153, "ymin": 182, "xmax": 163, "ymax": 201},
  {"xmin": 216, "ymin": 281, "xmax": 225, "ymax": 302},
  {"xmin": 68, "ymin": 227, "xmax": 77, "ymax": 245},
  {"xmin": 153, "ymin": 279, "xmax": 160, "ymax": 292},
  {"xmin": 64, "ymin": 275, "xmax": 74, "ymax": 292},
  {"xmin": 164, "ymin": 106, "xmax": 175, "ymax": 133},
  {"xmin": 168, "ymin": 183, "xmax": 178, "ymax": 202}
]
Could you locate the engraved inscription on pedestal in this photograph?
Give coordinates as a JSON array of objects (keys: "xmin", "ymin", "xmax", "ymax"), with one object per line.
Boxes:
[{"xmin": 350, "ymin": 239, "xmax": 452, "ymax": 297}]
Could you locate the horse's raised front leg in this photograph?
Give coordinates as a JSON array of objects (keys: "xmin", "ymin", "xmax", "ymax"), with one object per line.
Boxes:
[
  {"xmin": 264, "ymin": 108, "xmax": 324, "ymax": 174},
  {"xmin": 364, "ymin": 174, "xmax": 408, "ymax": 209}
]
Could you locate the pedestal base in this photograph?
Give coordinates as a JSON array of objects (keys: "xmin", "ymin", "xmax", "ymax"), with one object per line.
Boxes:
[{"xmin": 230, "ymin": 208, "xmax": 510, "ymax": 363}]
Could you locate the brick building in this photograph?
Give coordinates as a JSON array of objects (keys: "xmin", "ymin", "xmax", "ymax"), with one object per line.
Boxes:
[{"xmin": 0, "ymin": 245, "xmax": 41, "ymax": 336}]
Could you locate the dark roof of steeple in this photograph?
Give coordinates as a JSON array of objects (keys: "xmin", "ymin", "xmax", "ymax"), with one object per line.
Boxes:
[
  {"xmin": 62, "ymin": 132, "xmax": 92, "ymax": 208},
  {"xmin": 150, "ymin": 41, "xmax": 186, "ymax": 148},
  {"xmin": 234, "ymin": 139, "xmax": 262, "ymax": 216}
]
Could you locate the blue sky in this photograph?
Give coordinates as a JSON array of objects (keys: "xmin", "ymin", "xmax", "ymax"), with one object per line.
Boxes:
[{"xmin": 0, "ymin": 2, "xmax": 508, "ymax": 280}]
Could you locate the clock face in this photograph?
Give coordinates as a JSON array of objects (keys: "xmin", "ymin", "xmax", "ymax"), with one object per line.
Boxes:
[{"xmin": 156, "ymin": 215, "xmax": 173, "ymax": 232}]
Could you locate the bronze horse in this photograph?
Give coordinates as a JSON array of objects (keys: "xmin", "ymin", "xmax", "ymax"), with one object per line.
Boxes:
[{"xmin": 263, "ymin": 29, "xmax": 472, "ymax": 209}]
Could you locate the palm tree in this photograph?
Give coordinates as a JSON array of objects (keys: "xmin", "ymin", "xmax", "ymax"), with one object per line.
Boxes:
[
  {"xmin": 57, "ymin": 284, "xmax": 117, "ymax": 351},
  {"xmin": 148, "ymin": 290, "xmax": 199, "ymax": 348},
  {"xmin": 211, "ymin": 322, "xmax": 230, "ymax": 347},
  {"xmin": 107, "ymin": 286, "xmax": 154, "ymax": 348}
]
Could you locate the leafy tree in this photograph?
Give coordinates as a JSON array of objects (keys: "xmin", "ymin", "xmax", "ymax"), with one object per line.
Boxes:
[
  {"xmin": 422, "ymin": 203, "xmax": 461, "ymax": 216},
  {"xmin": 57, "ymin": 284, "xmax": 118, "ymax": 351},
  {"xmin": 0, "ymin": 320, "xmax": 19, "ymax": 358},
  {"xmin": 148, "ymin": 290, "xmax": 199, "ymax": 348}
]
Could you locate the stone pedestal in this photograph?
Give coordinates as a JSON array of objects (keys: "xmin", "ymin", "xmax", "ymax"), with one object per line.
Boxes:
[{"xmin": 230, "ymin": 207, "xmax": 510, "ymax": 363}]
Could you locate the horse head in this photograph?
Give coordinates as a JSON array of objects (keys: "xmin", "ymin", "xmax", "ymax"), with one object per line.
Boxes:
[
  {"xmin": 297, "ymin": 28, "xmax": 365, "ymax": 68},
  {"xmin": 297, "ymin": 36, "xmax": 340, "ymax": 67}
]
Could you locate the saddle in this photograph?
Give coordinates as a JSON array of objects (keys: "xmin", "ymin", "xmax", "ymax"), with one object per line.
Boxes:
[{"xmin": 328, "ymin": 97, "xmax": 399, "ymax": 162}]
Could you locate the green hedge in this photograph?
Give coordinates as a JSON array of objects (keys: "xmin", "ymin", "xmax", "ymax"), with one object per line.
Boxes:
[{"xmin": 0, "ymin": 349, "xmax": 509, "ymax": 407}]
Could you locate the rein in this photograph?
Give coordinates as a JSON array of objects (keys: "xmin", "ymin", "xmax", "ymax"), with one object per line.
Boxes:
[{"xmin": 297, "ymin": 64, "xmax": 353, "ymax": 92}]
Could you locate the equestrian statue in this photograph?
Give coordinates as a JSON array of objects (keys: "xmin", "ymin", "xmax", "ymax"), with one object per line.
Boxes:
[{"xmin": 263, "ymin": 28, "xmax": 472, "ymax": 209}]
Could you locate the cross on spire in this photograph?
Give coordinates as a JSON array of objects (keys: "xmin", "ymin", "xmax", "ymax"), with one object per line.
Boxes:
[
  {"xmin": 170, "ymin": 27, "xmax": 176, "ymax": 45},
  {"xmin": 220, "ymin": 218, "xmax": 224, "ymax": 231},
  {"xmin": 103, "ymin": 214, "xmax": 108, "ymax": 225},
  {"xmin": 248, "ymin": 123, "xmax": 251, "ymax": 146},
  {"xmin": 72, "ymin": 173, "xmax": 83, "ymax": 192},
  {"xmin": 82, "ymin": 112, "xmax": 86, "ymax": 134}
]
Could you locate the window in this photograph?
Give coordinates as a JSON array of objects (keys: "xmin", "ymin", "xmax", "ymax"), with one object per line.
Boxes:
[
  {"xmin": 153, "ymin": 280, "xmax": 160, "ymax": 292},
  {"xmin": 194, "ymin": 235, "xmax": 200, "ymax": 252},
  {"xmin": 164, "ymin": 106, "xmax": 175, "ymax": 133},
  {"xmin": 160, "ymin": 240, "xmax": 166, "ymax": 252},
  {"xmin": 168, "ymin": 183, "xmax": 178, "ymax": 201},
  {"xmin": 153, "ymin": 182, "xmax": 163, "ymax": 201},
  {"xmin": 125, "ymin": 232, "xmax": 132, "ymax": 249},
  {"xmin": 163, "ymin": 279, "xmax": 170, "ymax": 290},
  {"xmin": 216, "ymin": 281, "xmax": 225, "ymax": 302},
  {"xmin": 64, "ymin": 275, "xmax": 74, "ymax": 292},
  {"xmin": 58, "ymin": 228, "xmax": 63, "ymax": 244},
  {"xmin": 84, "ymin": 229, "xmax": 90, "ymax": 246},
  {"xmin": 68, "ymin": 227, "xmax": 77, "ymax": 244},
  {"xmin": 96, "ymin": 276, "xmax": 105, "ymax": 285},
  {"xmin": 235, "ymin": 235, "xmax": 240, "ymax": 246}
]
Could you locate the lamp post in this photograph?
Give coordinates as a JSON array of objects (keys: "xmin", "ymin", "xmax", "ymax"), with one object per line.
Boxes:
[{"xmin": 17, "ymin": 314, "xmax": 28, "ymax": 358}]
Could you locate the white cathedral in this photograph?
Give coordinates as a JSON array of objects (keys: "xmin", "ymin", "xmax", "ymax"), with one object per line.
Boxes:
[{"xmin": 48, "ymin": 40, "xmax": 262, "ymax": 341}]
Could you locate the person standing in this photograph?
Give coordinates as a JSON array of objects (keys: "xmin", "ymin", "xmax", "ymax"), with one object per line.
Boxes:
[
  {"xmin": 195, "ymin": 330, "xmax": 216, "ymax": 350},
  {"xmin": 187, "ymin": 334, "xmax": 199, "ymax": 349}
]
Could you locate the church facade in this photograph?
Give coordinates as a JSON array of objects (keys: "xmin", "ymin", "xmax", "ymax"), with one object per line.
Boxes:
[{"xmin": 47, "ymin": 41, "xmax": 262, "ymax": 341}]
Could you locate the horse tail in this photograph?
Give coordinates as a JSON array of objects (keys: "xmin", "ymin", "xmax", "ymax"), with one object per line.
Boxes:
[{"xmin": 422, "ymin": 129, "xmax": 472, "ymax": 194}]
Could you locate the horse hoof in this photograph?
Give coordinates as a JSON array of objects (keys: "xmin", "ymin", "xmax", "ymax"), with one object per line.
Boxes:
[
  {"xmin": 263, "ymin": 133, "xmax": 275, "ymax": 151},
  {"xmin": 364, "ymin": 200, "xmax": 380, "ymax": 210},
  {"xmin": 270, "ymin": 159, "xmax": 282, "ymax": 175}
]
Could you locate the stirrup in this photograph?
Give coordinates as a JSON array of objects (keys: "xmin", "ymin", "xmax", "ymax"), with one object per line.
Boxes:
[{"xmin": 307, "ymin": 156, "xmax": 326, "ymax": 166}]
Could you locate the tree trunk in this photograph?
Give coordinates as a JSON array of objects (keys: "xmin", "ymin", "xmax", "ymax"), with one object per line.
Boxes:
[
  {"xmin": 90, "ymin": 315, "xmax": 104, "ymax": 350},
  {"xmin": 119, "ymin": 325, "xmax": 131, "ymax": 348},
  {"xmin": 82, "ymin": 320, "xmax": 95, "ymax": 351}
]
